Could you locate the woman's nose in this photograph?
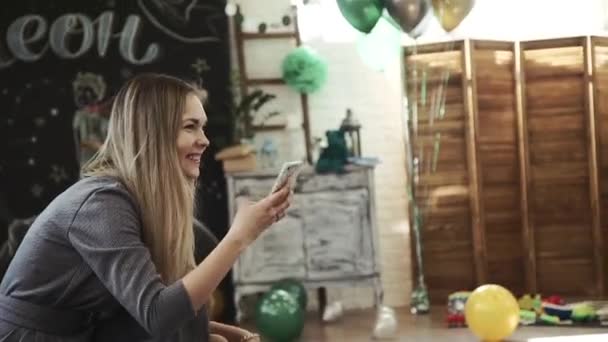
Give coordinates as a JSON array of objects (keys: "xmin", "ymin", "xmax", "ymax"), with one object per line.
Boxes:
[{"xmin": 197, "ymin": 130, "xmax": 210, "ymax": 147}]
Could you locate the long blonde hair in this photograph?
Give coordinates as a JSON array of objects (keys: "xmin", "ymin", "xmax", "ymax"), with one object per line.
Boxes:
[{"xmin": 83, "ymin": 73, "xmax": 201, "ymax": 284}]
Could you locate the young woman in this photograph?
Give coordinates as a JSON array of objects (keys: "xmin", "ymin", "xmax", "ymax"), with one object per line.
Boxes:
[{"xmin": 0, "ymin": 73, "xmax": 291, "ymax": 341}]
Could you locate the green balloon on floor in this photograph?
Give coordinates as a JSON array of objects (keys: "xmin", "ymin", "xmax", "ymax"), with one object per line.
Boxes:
[
  {"xmin": 255, "ymin": 289, "xmax": 304, "ymax": 342},
  {"xmin": 271, "ymin": 279, "xmax": 308, "ymax": 309}
]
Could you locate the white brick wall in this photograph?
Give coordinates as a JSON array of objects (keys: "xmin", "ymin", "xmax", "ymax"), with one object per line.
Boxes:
[{"xmin": 234, "ymin": 0, "xmax": 411, "ymax": 309}]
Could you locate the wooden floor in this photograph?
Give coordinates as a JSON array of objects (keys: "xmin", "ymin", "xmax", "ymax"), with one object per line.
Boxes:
[{"xmin": 244, "ymin": 306, "xmax": 608, "ymax": 341}]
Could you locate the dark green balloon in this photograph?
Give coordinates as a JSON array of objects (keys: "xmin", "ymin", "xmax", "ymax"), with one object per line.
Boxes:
[
  {"xmin": 337, "ymin": 0, "xmax": 385, "ymax": 33},
  {"xmin": 271, "ymin": 279, "xmax": 308, "ymax": 309},
  {"xmin": 255, "ymin": 289, "xmax": 304, "ymax": 342}
]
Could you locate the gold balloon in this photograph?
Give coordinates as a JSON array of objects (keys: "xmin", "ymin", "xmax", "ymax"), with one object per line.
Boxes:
[{"xmin": 431, "ymin": 0, "xmax": 475, "ymax": 32}]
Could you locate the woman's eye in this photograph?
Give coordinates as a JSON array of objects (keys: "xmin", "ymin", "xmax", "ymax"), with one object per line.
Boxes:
[{"xmin": 185, "ymin": 124, "xmax": 195, "ymax": 130}]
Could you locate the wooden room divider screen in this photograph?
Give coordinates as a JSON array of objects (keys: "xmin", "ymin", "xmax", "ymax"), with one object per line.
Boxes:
[{"xmin": 404, "ymin": 36, "xmax": 608, "ymax": 303}]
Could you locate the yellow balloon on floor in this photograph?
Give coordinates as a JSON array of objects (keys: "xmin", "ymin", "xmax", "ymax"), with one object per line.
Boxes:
[{"xmin": 465, "ymin": 284, "xmax": 519, "ymax": 341}]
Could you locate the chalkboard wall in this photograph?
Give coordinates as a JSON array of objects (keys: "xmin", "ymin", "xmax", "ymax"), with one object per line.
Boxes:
[{"xmin": 0, "ymin": 0, "xmax": 236, "ymax": 321}]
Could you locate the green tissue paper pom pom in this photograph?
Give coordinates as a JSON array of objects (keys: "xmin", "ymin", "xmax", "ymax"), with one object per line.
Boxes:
[{"xmin": 281, "ymin": 46, "xmax": 328, "ymax": 94}]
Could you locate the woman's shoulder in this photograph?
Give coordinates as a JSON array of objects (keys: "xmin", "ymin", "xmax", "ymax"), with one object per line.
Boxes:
[
  {"xmin": 74, "ymin": 175, "xmax": 127, "ymax": 194},
  {"xmin": 67, "ymin": 175, "xmax": 129, "ymax": 199},
  {"xmin": 22, "ymin": 176, "xmax": 139, "ymax": 245},
  {"xmin": 45, "ymin": 176, "xmax": 135, "ymax": 217}
]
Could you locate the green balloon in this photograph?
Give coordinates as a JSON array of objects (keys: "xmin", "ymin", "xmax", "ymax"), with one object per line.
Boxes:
[
  {"xmin": 337, "ymin": 0, "xmax": 384, "ymax": 33},
  {"xmin": 271, "ymin": 279, "xmax": 308, "ymax": 309},
  {"xmin": 255, "ymin": 289, "xmax": 304, "ymax": 342}
]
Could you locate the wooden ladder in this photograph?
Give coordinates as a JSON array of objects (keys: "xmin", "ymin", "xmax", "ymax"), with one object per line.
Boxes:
[{"xmin": 232, "ymin": 4, "xmax": 313, "ymax": 164}]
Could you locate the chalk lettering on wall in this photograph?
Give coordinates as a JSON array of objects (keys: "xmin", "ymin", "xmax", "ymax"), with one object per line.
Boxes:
[
  {"xmin": 97, "ymin": 11, "xmax": 113, "ymax": 58},
  {"xmin": 7, "ymin": 15, "xmax": 48, "ymax": 62},
  {"xmin": 0, "ymin": 12, "xmax": 161, "ymax": 69},
  {"xmin": 121, "ymin": 15, "xmax": 160, "ymax": 65},
  {"xmin": 50, "ymin": 14, "xmax": 94, "ymax": 59}
]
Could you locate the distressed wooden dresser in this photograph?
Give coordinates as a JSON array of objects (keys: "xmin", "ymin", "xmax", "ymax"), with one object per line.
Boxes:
[{"xmin": 225, "ymin": 165, "xmax": 383, "ymax": 319}]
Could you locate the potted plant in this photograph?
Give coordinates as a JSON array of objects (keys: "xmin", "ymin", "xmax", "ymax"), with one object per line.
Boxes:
[{"xmin": 231, "ymin": 89, "xmax": 280, "ymax": 145}]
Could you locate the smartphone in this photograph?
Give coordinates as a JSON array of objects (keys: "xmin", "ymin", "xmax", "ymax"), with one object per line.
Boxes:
[{"xmin": 270, "ymin": 161, "xmax": 304, "ymax": 194}]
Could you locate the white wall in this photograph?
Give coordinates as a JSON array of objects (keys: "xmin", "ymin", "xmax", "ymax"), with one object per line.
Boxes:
[
  {"xmin": 304, "ymin": 41, "xmax": 410, "ymax": 309},
  {"xmin": 233, "ymin": 0, "xmax": 608, "ymax": 310},
  {"xmin": 234, "ymin": 0, "xmax": 411, "ymax": 309}
]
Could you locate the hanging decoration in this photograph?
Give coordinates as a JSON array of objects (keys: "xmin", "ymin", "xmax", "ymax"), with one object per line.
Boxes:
[
  {"xmin": 225, "ymin": 2, "xmax": 238, "ymax": 16},
  {"xmin": 229, "ymin": 2, "xmax": 295, "ymax": 34},
  {"xmin": 281, "ymin": 46, "xmax": 328, "ymax": 94}
]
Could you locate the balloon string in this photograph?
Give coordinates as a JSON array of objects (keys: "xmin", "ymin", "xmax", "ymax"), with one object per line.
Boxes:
[
  {"xmin": 406, "ymin": 39, "xmax": 429, "ymax": 299},
  {"xmin": 413, "ymin": 204, "xmax": 425, "ymax": 283},
  {"xmin": 410, "ymin": 36, "xmax": 455, "ymax": 294}
]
